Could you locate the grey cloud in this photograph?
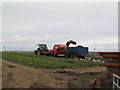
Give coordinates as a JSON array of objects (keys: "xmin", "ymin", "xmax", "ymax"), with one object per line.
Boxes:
[{"xmin": 2, "ymin": 2, "xmax": 118, "ymax": 51}]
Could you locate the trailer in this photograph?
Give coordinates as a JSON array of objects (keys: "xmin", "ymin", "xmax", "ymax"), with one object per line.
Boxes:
[{"xmin": 67, "ymin": 46, "xmax": 88, "ymax": 59}]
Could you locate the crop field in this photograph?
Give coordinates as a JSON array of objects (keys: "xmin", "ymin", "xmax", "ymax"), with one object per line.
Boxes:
[{"xmin": 1, "ymin": 52, "xmax": 103, "ymax": 68}]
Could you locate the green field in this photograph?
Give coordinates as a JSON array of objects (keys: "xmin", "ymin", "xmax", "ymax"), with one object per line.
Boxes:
[{"xmin": 1, "ymin": 52, "xmax": 103, "ymax": 68}]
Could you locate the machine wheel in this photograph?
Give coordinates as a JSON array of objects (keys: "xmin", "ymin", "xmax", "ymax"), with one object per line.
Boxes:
[
  {"xmin": 34, "ymin": 50, "xmax": 37, "ymax": 55},
  {"xmin": 51, "ymin": 54, "xmax": 55, "ymax": 57},
  {"xmin": 37, "ymin": 51, "xmax": 41, "ymax": 55},
  {"xmin": 81, "ymin": 56, "xmax": 85, "ymax": 59},
  {"xmin": 44, "ymin": 53, "xmax": 47, "ymax": 56}
]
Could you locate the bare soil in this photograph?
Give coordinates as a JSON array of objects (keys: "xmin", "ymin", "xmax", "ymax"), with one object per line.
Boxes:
[{"xmin": 2, "ymin": 59, "xmax": 107, "ymax": 88}]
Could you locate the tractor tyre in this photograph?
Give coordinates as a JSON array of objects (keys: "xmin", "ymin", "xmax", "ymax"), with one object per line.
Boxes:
[
  {"xmin": 82, "ymin": 56, "xmax": 85, "ymax": 59},
  {"xmin": 34, "ymin": 50, "xmax": 37, "ymax": 55},
  {"xmin": 37, "ymin": 51, "xmax": 41, "ymax": 55},
  {"xmin": 51, "ymin": 54, "xmax": 55, "ymax": 57}
]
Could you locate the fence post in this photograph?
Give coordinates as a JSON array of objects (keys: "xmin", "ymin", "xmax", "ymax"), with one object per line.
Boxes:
[
  {"xmin": 113, "ymin": 75, "xmax": 115, "ymax": 90},
  {"xmin": 113, "ymin": 74, "xmax": 120, "ymax": 90}
]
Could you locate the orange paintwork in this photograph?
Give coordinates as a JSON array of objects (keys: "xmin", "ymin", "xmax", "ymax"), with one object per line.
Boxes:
[
  {"xmin": 99, "ymin": 52, "xmax": 120, "ymax": 58},
  {"xmin": 99, "ymin": 52, "xmax": 120, "ymax": 67},
  {"xmin": 50, "ymin": 44, "xmax": 67, "ymax": 56},
  {"xmin": 105, "ymin": 63, "xmax": 120, "ymax": 67}
]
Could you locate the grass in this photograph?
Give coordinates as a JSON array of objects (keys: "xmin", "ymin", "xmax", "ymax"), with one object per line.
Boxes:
[
  {"xmin": 80, "ymin": 72, "xmax": 107, "ymax": 78},
  {"xmin": 1, "ymin": 52, "xmax": 103, "ymax": 69}
]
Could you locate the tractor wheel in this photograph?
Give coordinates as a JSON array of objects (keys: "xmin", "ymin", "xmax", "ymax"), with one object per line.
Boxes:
[
  {"xmin": 44, "ymin": 53, "xmax": 47, "ymax": 56},
  {"xmin": 51, "ymin": 54, "xmax": 55, "ymax": 57},
  {"xmin": 81, "ymin": 56, "xmax": 85, "ymax": 59},
  {"xmin": 37, "ymin": 51, "xmax": 41, "ymax": 55},
  {"xmin": 34, "ymin": 50, "xmax": 37, "ymax": 55}
]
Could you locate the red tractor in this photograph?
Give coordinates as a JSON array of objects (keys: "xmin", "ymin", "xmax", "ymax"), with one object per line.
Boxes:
[{"xmin": 49, "ymin": 44, "xmax": 67, "ymax": 57}]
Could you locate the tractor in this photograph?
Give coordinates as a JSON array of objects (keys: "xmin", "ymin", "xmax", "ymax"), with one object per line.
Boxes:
[{"xmin": 34, "ymin": 44, "xmax": 49, "ymax": 55}]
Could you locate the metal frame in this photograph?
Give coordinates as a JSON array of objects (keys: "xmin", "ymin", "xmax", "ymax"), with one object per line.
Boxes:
[{"xmin": 113, "ymin": 74, "xmax": 120, "ymax": 90}]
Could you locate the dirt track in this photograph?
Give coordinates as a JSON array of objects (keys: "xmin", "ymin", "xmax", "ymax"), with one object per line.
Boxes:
[{"xmin": 2, "ymin": 59, "xmax": 107, "ymax": 88}]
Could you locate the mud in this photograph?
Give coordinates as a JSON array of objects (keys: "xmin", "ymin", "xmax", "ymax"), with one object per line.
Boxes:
[
  {"xmin": 2, "ymin": 59, "xmax": 107, "ymax": 88},
  {"xmin": 53, "ymin": 71, "xmax": 101, "ymax": 76}
]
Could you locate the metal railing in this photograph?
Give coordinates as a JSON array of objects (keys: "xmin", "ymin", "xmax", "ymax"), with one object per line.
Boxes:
[{"xmin": 113, "ymin": 74, "xmax": 120, "ymax": 90}]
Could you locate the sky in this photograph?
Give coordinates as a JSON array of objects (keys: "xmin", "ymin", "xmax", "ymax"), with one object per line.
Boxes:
[{"xmin": 1, "ymin": 2, "xmax": 118, "ymax": 51}]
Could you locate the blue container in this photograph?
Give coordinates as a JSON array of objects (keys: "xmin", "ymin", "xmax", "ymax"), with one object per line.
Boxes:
[{"xmin": 68, "ymin": 46, "xmax": 88, "ymax": 56}]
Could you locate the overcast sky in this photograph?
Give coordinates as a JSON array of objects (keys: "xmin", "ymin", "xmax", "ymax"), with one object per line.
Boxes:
[{"xmin": 1, "ymin": 2, "xmax": 118, "ymax": 51}]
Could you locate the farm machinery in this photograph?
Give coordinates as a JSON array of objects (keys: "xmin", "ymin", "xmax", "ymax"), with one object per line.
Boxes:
[
  {"xmin": 34, "ymin": 40, "xmax": 88, "ymax": 59},
  {"xmin": 34, "ymin": 44, "xmax": 50, "ymax": 55}
]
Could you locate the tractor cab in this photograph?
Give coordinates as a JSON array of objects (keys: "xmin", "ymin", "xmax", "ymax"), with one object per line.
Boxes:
[{"xmin": 37, "ymin": 44, "xmax": 48, "ymax": 51}]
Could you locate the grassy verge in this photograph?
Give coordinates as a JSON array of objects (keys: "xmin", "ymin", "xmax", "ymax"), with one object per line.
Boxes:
[{"xmin": 1, "ymin": 52, "xmax": 103, "ymax": 68}]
